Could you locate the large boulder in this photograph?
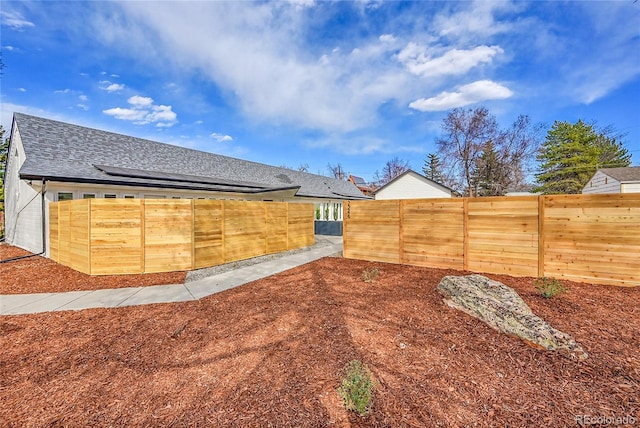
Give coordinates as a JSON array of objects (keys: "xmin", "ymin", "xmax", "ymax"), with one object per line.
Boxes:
[{"xmin": 437, "ymin": 274, "xmax": 588, "ymax": 360}]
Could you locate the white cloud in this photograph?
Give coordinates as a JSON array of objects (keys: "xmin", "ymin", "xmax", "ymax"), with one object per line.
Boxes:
[
  {"xmin": 79, "ymin": 95, "xmax": 88, "ymax": 102},
  {"xmin": 128, "ymin": 95, "xmax": 154, "ymax": 107},
  {"xmin": 54, "ymin": 89, "xmax": 71, "ymax": 94},
  {"xmin": 77, "ymin": 104, "xmax": 89, "ymax": 111},
  {"xmin": 103, "ymin": 95, "xmax": 177, "ymax": 127},
  {"xmin": 210, "ymin": 132, "xmax": 233, "ymax": 143},
  {"xmin": 99, "ymin": 81, "xmax": 125, "ymax": 92},
  {"xmin": 398, "ymin": 44, "xmax": 503, "ymax": 78},
  {"xmin": 1, "ymin": 11, "xmax": 35, "ymax": 29},
  {"xmin": 3, "ymin": 45, "xmax": 17, "ymax": 51},
  {"xmin": 433, "ymin": 1, "xmax": 517, "ymax": 40},
  {"xmin": 379, "ymin": 34, "xmax": 396, "ymax": 43},
  {"xmin": 409, "ymin": 80, "xmax": 513, "ymax": 111},
  {"xmin": 18, "ymin": 87, "xmax": 26, "ymax": 92}
]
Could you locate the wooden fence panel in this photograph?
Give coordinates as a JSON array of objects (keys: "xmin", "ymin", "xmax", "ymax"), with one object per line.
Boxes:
[
  {"xmin": 49, "ymin": 202, "xmax": 59, "ymax": 262},
  {"xmin": 288, "ymin": 203, "xmax": 315, "ymax": 250},
  {"xmin": 542, "ymin": 194, "xmax": 640, "ymax": 287},
  {"xmin": 194, "ymin": 200, "xmax": 224, "ymax": 269},
  {"xmin": 49, "ymin": 199, "xmax": 314, "ymax": 275},
  {"xmin": 344, "ymin": 200, "xmax": 400, "ymax": 264},
  {"xmin": 467, "ymin": 197, "xmax": 538, "ymax": 276},
  {"xmin": 144, "ymin": 200, "xmax": 193, "ymax": 273},
  {"xmin": 69, "ymin": 200, "xmax": 91, "ymax": 274},
  {"xmin": 343, "ymin": 194, "xmax": 640, "ymax": 287},
  {"xmin": 224, "ymin": 201, "xmax": 267, "ymax": 263},
  {"xmin": 401, "ymin": 199, "xmax": 464, "ymax": 269},
  {"xmin": 90, "ymin": 199, "xmax": 143, "ymax": 275},
  {"xmin": 266, "ymin": 202, "xmax": 288, "ymax": 254},
  {"xmin": 57, "ymin": 202, "xmax": 71, "ymax": 267}
]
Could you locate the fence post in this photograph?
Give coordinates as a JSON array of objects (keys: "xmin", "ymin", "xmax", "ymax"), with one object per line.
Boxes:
[
  {"xmin": 399, "ymin": 199, "xmax": 405, "ymax": 264},
  {"xmin": 538, "ymin": 195, "xmax": 545, "ymax": 278},
  {"xmin": 463, "ymin": 198, "xmax": 469, "ymax": 271}
]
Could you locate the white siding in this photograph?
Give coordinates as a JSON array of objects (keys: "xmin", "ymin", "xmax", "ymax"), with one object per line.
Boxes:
[
  {"xmin": 582, "ymin": 171, "xmax": 621, "ymax": 194},
  {"xmin": 621, "ymin": 182, "xmax": 640, "ymax": 193},
  {"xmin": 4, "ymin": 125, "xmax": 45, "ymax": 254},
  {"xmin": 375, "ymin": 172, "xmax": 451, "ymax": 200}
]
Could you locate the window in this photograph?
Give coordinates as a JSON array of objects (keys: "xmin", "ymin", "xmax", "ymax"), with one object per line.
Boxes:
[
  {"xmin": 83, "ymin": 193, "xmax": 96, "ymax": 199},
  {"xmin": 605, "ymin": 177, "xmax": 608, "ymax": 184},
  {"xmin": 57, "ymin": 192, "xmax": 73, "ymax": 201},
  {"xmin": 172, "ymin": 196, "xmax": 181, "ymax": 199},
  {"xmin": 124, "ymin": 195, "xmax": 135, "ymax": 199},
  {"xmin": 104, "ymin": 194, "xmax": 117, "ymax": 198}
]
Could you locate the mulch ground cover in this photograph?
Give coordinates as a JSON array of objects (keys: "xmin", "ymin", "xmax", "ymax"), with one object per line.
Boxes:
[
  {"xmin": 1, "ymin": 255, "xmax": 639, "ymax": 427},
  {"xmin": 0, "ymin": 244, "xmax": 185, "ymax": 294}
]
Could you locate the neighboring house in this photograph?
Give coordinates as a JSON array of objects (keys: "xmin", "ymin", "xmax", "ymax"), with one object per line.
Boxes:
[
  {"xmin": 374, "ymin": 170, "xmax": 453, "ymax": 200},
  {"xmin": 4, "ymin": 113, "xmax": 367, "ymax": 254},
  {"xmin": 348, "ymin": 175, "xmax": 375, "ymax": 197},
  {"xmin": 582, "ymin": 167, "xmax": 640, "ymax": 194}
]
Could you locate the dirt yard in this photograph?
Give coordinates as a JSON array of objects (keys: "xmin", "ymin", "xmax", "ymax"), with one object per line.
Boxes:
[
  {"xmin": 0, "ymin": 244, "xmax": 185, "ymax": 294},
  {"xmin": 1, "ymin": 253, "xmax": 638, "ymax": 426}
]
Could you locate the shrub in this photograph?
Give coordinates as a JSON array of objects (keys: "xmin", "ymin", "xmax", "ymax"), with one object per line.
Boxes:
[
  {"xmin": 362, "ymin": 267, "xmax": 379, "ymax": 283},
  {"xmin": 338, "ymin": 360, "xmax": 374, "ymax": 416},
  {"xmin": 535, "ymin": 277, "xmax": 566, "ymax": 298}
]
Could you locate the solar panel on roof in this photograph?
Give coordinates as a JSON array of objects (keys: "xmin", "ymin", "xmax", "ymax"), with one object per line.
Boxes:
[
  {"xmin": 93, "ymin": 164, "xmax": 267, "ymax": 189},
  {"xmin": 352, "ymin": 176, "xmax": 367, "ymax": 185}
]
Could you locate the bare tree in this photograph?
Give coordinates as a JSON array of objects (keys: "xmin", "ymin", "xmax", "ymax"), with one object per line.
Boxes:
[
  {"xmin": 327, "ymin": 163, "xmax": 347, "ymax": 180},
  {"xmin": 436, "ymin": 107, "xmax": 497, "ymax": 197},
  {"xmin": 437, "ymin": 107, "xmax": 540, "ymax": 196},
  {"xmin": 372, "ymin": 157, "xmax": 410, "ymax": 188}
]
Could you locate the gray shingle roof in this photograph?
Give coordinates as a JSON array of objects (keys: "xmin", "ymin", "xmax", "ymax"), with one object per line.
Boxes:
[
  {"xmin": 14, "ymin": 113, "xmax": 367, "ymax": 199},
  {"xmin": 599, "ymin": 167, "xmax": 640, "ymax": 183}
]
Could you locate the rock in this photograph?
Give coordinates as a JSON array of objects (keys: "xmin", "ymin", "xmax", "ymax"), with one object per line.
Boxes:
[{"xmin": 437, "ymin": 274, "xmax": 588, "ymax": 360}]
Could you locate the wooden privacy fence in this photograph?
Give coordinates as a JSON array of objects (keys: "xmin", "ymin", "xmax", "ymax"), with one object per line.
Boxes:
[
  {"xmin": 49, "ymin": 199, "xmax": 314, "ymax": 275},
  {"xmin": 343, "ymin": 194, "xmax": 640, "ymax": 287}
]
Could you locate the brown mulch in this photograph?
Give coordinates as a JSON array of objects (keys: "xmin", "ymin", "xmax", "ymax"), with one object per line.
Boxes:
[
  {"xmin": 0, "ymin": 244, "xmax": 186, "ymax": 294},
  {"xmin": 1, "ymin": 257, "xmax": 639, "ymax": 427}
]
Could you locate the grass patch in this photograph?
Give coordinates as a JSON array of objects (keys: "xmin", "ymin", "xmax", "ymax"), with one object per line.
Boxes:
[
  {"xmin": 338, "ymin": 360, "xmax": 374, "ymax": 416},
  {"xmin": 535, "ymin": 277, "xmax": 566, "ymax": 298}
]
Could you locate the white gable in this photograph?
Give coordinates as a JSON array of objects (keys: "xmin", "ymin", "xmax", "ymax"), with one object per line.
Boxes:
[
  {"xmin": 375, "ymin": 171, "xmax": 451, "ymax": 200},
  {"xmin": 583, "ymin": 170, "xmax": 621, "ymax": 194}
]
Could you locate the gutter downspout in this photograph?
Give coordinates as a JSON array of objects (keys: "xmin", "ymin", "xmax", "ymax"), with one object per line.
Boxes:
[{"xmin": 0, "ymin": 178, "xmax": 47, "ymax": 264}]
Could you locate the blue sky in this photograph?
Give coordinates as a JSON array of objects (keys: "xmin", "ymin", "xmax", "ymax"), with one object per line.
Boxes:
[{"xmin": 2, "ymin": 1, "xmax": 639, "ymax": 182}]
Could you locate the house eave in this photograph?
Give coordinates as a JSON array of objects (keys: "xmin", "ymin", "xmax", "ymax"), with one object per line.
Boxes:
[{"xmin": 19, "ymin": 173, "xmax": 301, "ymax": 195}]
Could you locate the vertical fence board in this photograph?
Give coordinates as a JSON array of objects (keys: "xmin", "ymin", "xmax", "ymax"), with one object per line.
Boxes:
[
  {"xmin": 402, "ymin": 199, "xmax": 464, "ymax": 269},
  {"xmin": 68, "ymin": 200, "xmax": 90, "ymax": 274},
  {"xmin": 266, "ymin": 202, "xmax": 288, "ymax": 254},
  {"xmin": 542, "ymin": 194, "xmax": 640, "ymax": 286},
  {"xmin": 144, "ymin": 200, "xmax": 193, "ymax": 273},
  {"xmin": 49, "ymin": 202, "xmax": 59, "ymax": 262},
  {"xmin": 288, "ymin": 203, "xmax": 315, "ymax": 250},
  {"xmin": 467, "ymin": 197, "xmax": 538, "ymax": 277},
  {"xmin": 224, "ymin": 201, "xmax": 268, "ymax": 263},
  {"xmin": 193, "ymin": 200, "xmax": 224, "ymax": 269},
  {"xmin": 343, "ymin": 200, "xmax": 400, "ymax": 264},
  {"xmin": 89, "ymin": 199, "xmax": 144, "ymax": 275}
]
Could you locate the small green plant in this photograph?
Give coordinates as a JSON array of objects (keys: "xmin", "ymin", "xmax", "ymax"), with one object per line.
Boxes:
[
  {"xmin": 315, "ymin": 206, "xmax": 321, "ymax": 220},
  {"xmin": 338, "ymin": 360, "xmax": 374, "ymax": 416},
  {"xmin": 535, "ymin": 276, "xmax": 566, "ymax": 298},
  {"xmin": 362, "ymin": 267, "xmax": 379, "ymax": 283}
]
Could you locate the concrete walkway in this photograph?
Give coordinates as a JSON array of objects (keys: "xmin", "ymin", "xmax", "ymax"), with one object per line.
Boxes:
[{"xmin": 1, "ymin": 238, "xmax": 342, "ymax": 316}]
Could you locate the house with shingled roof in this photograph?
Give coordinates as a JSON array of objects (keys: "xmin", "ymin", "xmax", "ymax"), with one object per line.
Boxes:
[
  {"xmin": 582, "ymin": 166, "xmax": 640, "ymax": 194},
  {"xmin": 3, "ymin": 113, "xmax": 367, "ymax": 255}
]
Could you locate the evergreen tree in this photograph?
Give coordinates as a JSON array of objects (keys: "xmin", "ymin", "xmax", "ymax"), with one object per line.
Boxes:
[
  {"xmin": 474, "ymin": 141, "xmax": 506, "ymax": 196},
  {"xmin": 422, "ymin": 153, "xmax": 444, "ymax": 183},
  {"xmin": 534, "ymin": 120, "xmax": 631, "ymax": 194}
]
